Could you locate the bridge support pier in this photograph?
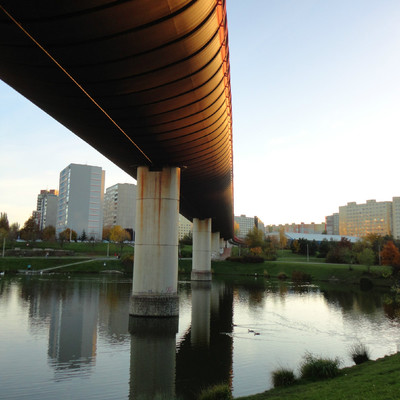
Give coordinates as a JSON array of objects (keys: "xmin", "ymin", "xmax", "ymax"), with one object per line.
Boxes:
[
  {"xmin": 130, "ymin": 166, "xmax": 180, "ymax": 317},
  {"xmin": 191, "ymin": 218, "xmax": 212, "ymax": 281},
  {"xmin": 211, "ymin": 231, "xmax": 220, "ymax": 259}
]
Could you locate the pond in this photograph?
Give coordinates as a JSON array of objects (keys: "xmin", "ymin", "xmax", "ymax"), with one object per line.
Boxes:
[{"xmin": 0, "ymin": 274, "xmax": 399, "ymax": 399}]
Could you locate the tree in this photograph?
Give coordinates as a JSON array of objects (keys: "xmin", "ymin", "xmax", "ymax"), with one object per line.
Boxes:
[
  {"xmin": 8, "ymin": 222, "xmax": 20, "ymax": 241},
  {"xmin": 380, "ymin": 241, "xmax": 400, "ymax": 275},
  {"xmin": 0, "ymin": 212, "xmax": 9, "ymax": 231},
  {"xmin": 357, "ymin": 248, "xmax": 375, "ymax": 273},
  {"xmin": 245, "ymin": 227, "xmax": 264, "ymax": 249},
  {"xmin": 59, "ymin": 228, "xmax": 77, "ymax": 242},
  {"xmin": 80, "ymin": 230, "xmax": 87, "ymax": 241},
  {"xmin": 279, "ymin": 227, "xmax": 287, "ymax": 249},
  {"xmin": 234, "ymin": 221, "xmax": 240, "ymax": 237},
  {"xmin": 318, "ymin": 239, "xmax": 332, "ymax": 258},
  {"xmin": 179, "ymin": 233, "xmax": 192, "ymax": 245},
  {"xmin": 42, "ymin": 226, "xmax": 56, "ymax": 242},
  {"xmin": 102, "ymin": 226, "xmax": 112, "ymax": 241},
  {"xmin": 20, "ymin": 216, "xmax": 39, "ymax": 241},
  {"xmin": 109, "ymin": 225, "xmax": 130, "ymax": 254}
]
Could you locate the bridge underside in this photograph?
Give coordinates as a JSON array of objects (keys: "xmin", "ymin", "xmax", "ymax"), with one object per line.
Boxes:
[{"xmin": 0, "ymin": 0, "xmax": 234, "ymax": 238}]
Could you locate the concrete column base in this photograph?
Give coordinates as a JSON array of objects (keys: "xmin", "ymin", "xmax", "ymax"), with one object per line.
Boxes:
[
  {"xmin": 191, "ymin": 270, "xmax": 212, "ymax": 281},
  {"xmin": 130, "ymin": 294, "xmax": 179, "ymax": 317}
]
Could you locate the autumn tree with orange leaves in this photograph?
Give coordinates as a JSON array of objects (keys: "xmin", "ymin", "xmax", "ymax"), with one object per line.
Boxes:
[{"xmin": 380, "ymin": 241, "xmax": 400, "ymax": 275}]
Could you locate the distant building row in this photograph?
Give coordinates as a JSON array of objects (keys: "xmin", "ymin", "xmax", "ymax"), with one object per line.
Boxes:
[
  {"xmin": 33, "ymin": 163, "xmax": 192, "ymax": 240},
  {"xmin": 234, "ymin": 197, "xmax": 400, "ymax": 241},
  {"xmin": 326, "ymin": 198, "xmax": 400, "ymax": 239}
]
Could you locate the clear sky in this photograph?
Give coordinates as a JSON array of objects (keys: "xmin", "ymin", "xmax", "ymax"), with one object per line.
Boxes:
[{"xmin": 1, "ymin": 0, "xmax": 400, "ymax": 228}]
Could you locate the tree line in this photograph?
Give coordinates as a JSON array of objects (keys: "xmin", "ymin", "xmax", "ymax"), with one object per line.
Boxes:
[{"xmin": 0, "ymin": 212, "xmax": 132, "ymax": 249}]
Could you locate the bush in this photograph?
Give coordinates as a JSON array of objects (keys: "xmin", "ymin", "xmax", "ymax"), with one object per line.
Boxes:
[
  {"xmin": 198, "ymin": 384, "xmax": 232, "ymax": 400},
  {"xmin": 121, "ymin": 254, "xmax": 134, "ymax": 274},
  {"xmin": 300, "ymin": 353, "xmax": 341, "ymax": 381},
  {"xmin": 277, "ymin": 272, "xmax": 288, "ymax": 280},
  {"xmin": 292, "ymin": 270, "xmax": 312, "ymax": 283},
  {"xmin": 226, "ymin": 256, "xmax": 243, "ymax": 262},
  {"xmin": 226, "ymin": 255, "xmax": 264, "ymax": 264},
  {"xmin": 242, "ymin": 255, "xmax": 264, "ymax": 263},
  {"xmin": 360, "ymin": 277, "xmax": 373, "ymax": 291},
  {"xmin": 349, "ymin": 343, "xmax": 370, "ymax": 365},
  {"xmin": 272, "ymin": 368, "xmax": 296, "ymax": 387},
  {"xmin": 263, "ymin": 269, "xmax": 270, "ymax": 278},
  {"xmin": 180, "ymin": 248, "xmax": 192, "ymax": 258}
]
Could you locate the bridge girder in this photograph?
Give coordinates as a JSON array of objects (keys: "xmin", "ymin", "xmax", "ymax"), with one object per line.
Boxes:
[{"xmin": 0, "ymin": 0, "xmax": 234, "ymax": 238}]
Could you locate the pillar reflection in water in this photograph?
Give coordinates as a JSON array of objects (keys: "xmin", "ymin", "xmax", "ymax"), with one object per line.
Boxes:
[
  {"xmin": 176, "ymin": 281, "xmax": 234, "ymax": 400},
  {"xmin": 129, "ymin": 317, "xmax": 178, "ymax": 400},
  {"xmin": 191, "ymin": 281, "xmax": 211, "ymax": 346}
]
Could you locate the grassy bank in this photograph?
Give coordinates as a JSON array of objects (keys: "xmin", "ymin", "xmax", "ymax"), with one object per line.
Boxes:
[
  {"xmin": 236, "ymin": 352, "xmax": 400, "ymax": 400},
  {"xmin": 178, "ymin": 259, "xmax": 392, "ymax": 286},
  {"xmin": 5, "ymin": 240, "xmax": 134, "ymax": 256},
  {"xmin": 0, "ymin": 256, "xmax": 127, "ymax": 274}
]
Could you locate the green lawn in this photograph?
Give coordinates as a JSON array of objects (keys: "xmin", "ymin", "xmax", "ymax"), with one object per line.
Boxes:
[
  {"xmin": 6, "ymin": 240, "xmax": 134, "ymax": 256},
  {"xmin": 237, "ymin": 353, "xmax": 400, "ymax": 400}
]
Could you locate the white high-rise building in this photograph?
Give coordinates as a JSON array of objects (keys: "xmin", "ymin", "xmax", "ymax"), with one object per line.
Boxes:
[
  {"xmin": 392, "ymin": 197, "xmax": 400, "ymax": 240},
  {"xmin": 56, "ymin": 164, "xmax": 105, "ymax": 240},
  {"xmin": 234, "ymin": 215, "xmax": 265, "ymax": 239},
  {"xmin": 178, "ymin": 215, "xmax": 192, "ymax": 240},
  {"xmin": 103, "ymin": 183, "xmax": 137, "ymax": 235},
  {"xmin": 35, "ymin": 189, "xmax": 59, "ymax": 230},
  {"xmin": 339, "ymin": 199, "xmax": 392, "ymax": 238}
]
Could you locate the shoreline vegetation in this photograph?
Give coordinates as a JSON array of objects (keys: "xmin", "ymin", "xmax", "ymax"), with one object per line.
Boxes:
[
  {"xmin": 1, "ymin": 243, "xmax": 399, "ymax": 399},
  {"xmin": 0, "ymin": 245, "xmax": 394, "ymax": 286}
]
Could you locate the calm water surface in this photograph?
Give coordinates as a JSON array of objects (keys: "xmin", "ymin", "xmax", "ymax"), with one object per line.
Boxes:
[{"xmin": 0, "ymin": 274, "xmax": 399, "ymax": 399}]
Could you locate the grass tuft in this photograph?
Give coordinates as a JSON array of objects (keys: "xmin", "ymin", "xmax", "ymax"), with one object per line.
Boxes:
[
  {"xmin": 300, "ymin": 353, "xmax": 341, "ymax": 381},
  {"xmin": 349, "ymin": 343, "xmax": 371, "ymax": 365},
  {"xmin": 198, "ymin": 383, "xmax": 232, "ymax": 400},
  {"xmin": 272, "ymin": 368, "xmax": 296, "ymax": 387}
]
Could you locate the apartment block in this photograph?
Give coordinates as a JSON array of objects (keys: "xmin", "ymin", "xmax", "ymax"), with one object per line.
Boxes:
[
  {"xmin": 56, "ymin": 164, "xmax": 105, "ymax": 240},
  {"xmin": 339, "ymin": 199, "xmax": 392, "ymax": 238},
  {"xmin": 267, "ymin": 222, "xmax": 326, "ymax": 234},
  {"xmin": 234, "ymin": 215, "xmax": 265, "ymax": 239},
  {"xmin": 103, "ymin": 183, "xmax": 137, "ymax": 234},
  {"xmin": 178, "ymin": 215, "xmax": 192, "ymax": 240},
  {"xmin": 326, "ymin": 213, "xmax": 339, "ymax": 235},
  {"xmin": 392, "ymin": 197, "xmax": 400, "ymax": 240},
  {"xmin": 34, "ymin": 189, "xmax": 59, "ymax": 230}
]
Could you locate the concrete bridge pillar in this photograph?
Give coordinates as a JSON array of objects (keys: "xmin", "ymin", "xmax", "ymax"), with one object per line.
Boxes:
[
  {"xmin": 191, "ymin": 218, "xmax": 212, "ymax": 281},
  {"xmin": 130, "ymin": 166, "xmax": 180, "ymax": 317},
  {"xmin": 211, "ymin": 231, "xmax": 220, "ymax": 259}
]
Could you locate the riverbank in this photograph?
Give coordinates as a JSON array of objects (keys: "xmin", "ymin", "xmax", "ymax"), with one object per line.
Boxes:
[
  {"xmin": 236, "ymin": 352, "xmax": 400, "ymax": 400},
  {"xmin": 0, "ymin": 257, "xmax": 394, "ymax": 287},
  {"xmin": 178, "ymin": 259, "xmax": 393, "ymax": 287},
  {"xmin": 0, "ymin": 256, "xmax": 126, "ymax": 274}
]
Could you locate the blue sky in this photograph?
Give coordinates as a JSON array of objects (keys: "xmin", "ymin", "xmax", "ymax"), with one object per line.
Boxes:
[{"xmin": 1, "ymin": 1, "xmax": 400, "ymax": 227}]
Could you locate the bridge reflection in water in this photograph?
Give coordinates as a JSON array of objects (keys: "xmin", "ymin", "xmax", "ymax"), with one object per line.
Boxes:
[{"xmin": 129, "ymin": 280, "xmax": 233, "ymax": 400}]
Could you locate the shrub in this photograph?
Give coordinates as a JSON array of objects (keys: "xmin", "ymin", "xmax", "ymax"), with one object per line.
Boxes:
[
  {"xmin": 292, "ymin": 270, "xmax": 312, "ymax": 283},
  {"xmin": 272, "ymin": 368, "xmax": 296, "ymax": 387},
  {"xmin": 300, "ymin": 353, "xmax": 341, "ymax": 381},
  {"xmin": 349, "ymin": 343, "xmax": 370, "ymax": 365},
  {"xmin": 263, "ymin": 269, "xmax": 270, "ymax": 278},
  {"xmin": 121, "ymin": 254, "xmax": 134, "ymax": 274},
  {"xmin": 226, "ymin": 255, "xmax": 264, "ymax": 264},
  {"xmin": 226, "ymin": 256, "xmax": 242, "ymax": 262},
  {"xmin": 242, "ymin": 255, "xmax": 264, "ymax": 263},
  {"xmin": 277, "ymin": 272, "xmax": 288, "ymax": 280},
  {"xmin": 198, "ymin": 383, "xmax": 232, "ymax": 400},
  {"xmin": 360, "ymin": 277, "xmax": 373, "ymax": 291},
  {"xmin": 180, "ymin": 248, "xmax": 192, "ymax": 258}
]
